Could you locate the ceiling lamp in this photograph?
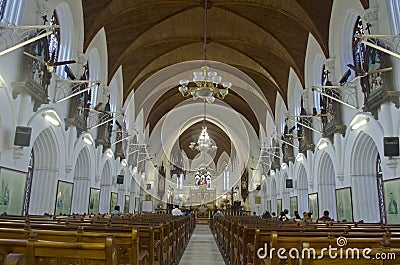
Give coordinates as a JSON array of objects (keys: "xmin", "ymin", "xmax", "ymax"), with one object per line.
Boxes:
[
  {"xmin": 42, "ymin": 110, "xmax": 61, "ymax": 126},
  {"xmin": 189, "ymin": 100, "xmax": 217, "ymax": 152},
  {"xmin": 82, "ymin": 133, "xmax": 93, "ymax": 146},
  {"xmin": 178, "ymin": 0, "xmax": 231, "ymax": 104},
  {"xmin": 189, "ymin": 126, "xmax": 217, "ymax": 152}
]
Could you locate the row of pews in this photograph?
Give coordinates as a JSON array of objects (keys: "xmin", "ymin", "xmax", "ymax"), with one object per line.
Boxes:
[
  {"xmin": 0, "ymin": 213, "xmax": 195, "ymax": 265},
  {"xmin": 212, "ymin": 215, "xmax": 400, "ymax": 265}
]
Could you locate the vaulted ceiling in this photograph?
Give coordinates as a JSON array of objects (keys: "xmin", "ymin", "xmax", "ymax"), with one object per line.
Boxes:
[{"xmin": 82, "ymin": 0, "xmax": 369, "ymax": 162}]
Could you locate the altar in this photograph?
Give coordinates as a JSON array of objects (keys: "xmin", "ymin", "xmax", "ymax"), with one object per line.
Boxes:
[{"xmin": 189, "ymin": 185, "xmax": 216, "ymax": 205}]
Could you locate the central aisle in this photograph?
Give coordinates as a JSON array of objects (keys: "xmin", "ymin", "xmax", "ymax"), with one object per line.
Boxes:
[{"xmin": 178, "ymin": 224, "xmax": 226, "ymax": 265}]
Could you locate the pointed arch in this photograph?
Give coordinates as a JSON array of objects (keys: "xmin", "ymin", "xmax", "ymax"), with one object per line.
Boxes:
[
  {"xmin": 71, "ymin": 147, "xmax": 91, "ymax": 214},
  {"xmin": 99, "ymin": 160, "xmax": 112, "ymax": 213},
  {"xmin": 297, "ymin": 163, "xmax": 308, "ymax": 214},
  {"xmin": 317, "ymin": 152, "xmax": 336, "ymax": 218},
  {"xmin": 350, "ymin": 132, "xmax": 380, "ymax": 222},
  {"xmin": 29, "ymin": 128, "xmax": 60, "ymax": 215}
]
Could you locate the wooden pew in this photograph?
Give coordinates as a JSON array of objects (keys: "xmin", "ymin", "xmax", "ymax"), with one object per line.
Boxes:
[{"xmin": 0, "ymin": 236, "xmax": 117, "ymax": 265}]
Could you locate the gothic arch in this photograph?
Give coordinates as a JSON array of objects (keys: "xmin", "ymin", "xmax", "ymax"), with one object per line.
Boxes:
[
  {"xmin": 317, "ymin": 152, "xmax": 336, "ymax": 219},
  {"xmin": 29, "ymin": 128, "xmax": 60, "ymax": 215},
  {"xmin": 281, "ymin": 171, "xmax": 290, "ymax": 211},
  {"xmin": 99, "ymin": 160, "xmax": 112, "ymax": 213},
  {"xmin": 53, "ymin": 2, "xmax": 75, "ymax": 79},
  {"xmin": 350, "ymin": 132, "xmax": 380, "ymax": 222},
  {"xmin": 71, "ymin": 147, "xmax": 91, "ymax": 214},
  {"xmin": 297, "ymin": 163, "xmax": 308, "ymax": 214}
]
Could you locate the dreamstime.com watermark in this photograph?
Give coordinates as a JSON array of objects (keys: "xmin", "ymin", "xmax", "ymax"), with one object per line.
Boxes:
[{"xmin": 257, "ymin": 236, "xmax": 396, "ymax": 261}]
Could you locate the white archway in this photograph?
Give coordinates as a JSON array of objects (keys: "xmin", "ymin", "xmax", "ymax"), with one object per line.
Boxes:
[
  {"xmin": 297, "ymin": 163, "xmax": 308, "ymax": 214},
  {"xmin": 71, "ymin": 147, "xmax": 91, "ymax": 214},
  {"xmin": 99, "ymin": 160, "xmax": 112, "ymax": 213},
  {"xmin": 29, "ymin": 128, "xmax": 60, "ymax": 215},
  {"xmin": 317, "ymin": 152, "xmax": 336, "ymax": 219},
  {"xmin": 350, "ymin": 132, "xmax": 380, "ymax": 222}
]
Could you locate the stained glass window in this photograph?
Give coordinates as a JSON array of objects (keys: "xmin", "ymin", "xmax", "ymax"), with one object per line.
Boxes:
[
  {"xmin": 0, "ymin": 0, "xmax": 7, "ymax": 20},
  {"xmin": 223, "ymin": 164, "xmax": 229, "ymax": 191},
  {"xmin": 48, "ymin": 11, "xmax": 60, "ymax": 71},
  {"xmin": 352, "ymin": 16, "xmax": 366, "ymax": 70}
]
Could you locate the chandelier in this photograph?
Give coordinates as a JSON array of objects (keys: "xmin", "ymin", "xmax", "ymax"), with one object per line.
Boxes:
[
  {"xmin": 189, "ymin": 126, "xmax": 217, "ymax": 152},
  {"xmin": 189, "ymin": 100, "xmax": 217, "ymax": 152},
  {"xmin": 178, "ymin": 0, "xmax": 231, "ymax": 104}
]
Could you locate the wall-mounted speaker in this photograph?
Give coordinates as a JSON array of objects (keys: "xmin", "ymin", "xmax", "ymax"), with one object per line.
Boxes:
[
  {"xmin": 286, "ymin": 179, "xmax": 293, "ymax": 188},
  {"xmin": 256, "ymin": 185, "xmax": 261, "ymax": 190},
  {"xmin": 117, "ymin": 175, "xmax": 124, "ymax": 184},
  {"xmin": 14, "ymin": 126, "xmax": 32, "ymax": 147},
  {"xmin": 146, "ymin": 183, "xmax": 152, "ymax": 190},
  {"xmin": 384, "ymin": 137, "xmax": 399, "ymax": 157}
]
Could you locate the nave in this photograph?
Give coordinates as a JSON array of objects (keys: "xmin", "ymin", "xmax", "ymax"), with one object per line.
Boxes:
[{"xmin": 178, "ymin": 225, "xmax": 226, "ymax": 265}]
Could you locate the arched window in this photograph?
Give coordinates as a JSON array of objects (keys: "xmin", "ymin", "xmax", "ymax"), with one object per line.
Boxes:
[
  {"xmin": 23, "ymin": 150, "xmax": 34, "ymax": 215},
  {"xmin": 388, "ymin": 0, "xmax": 400, "ymax": 34},
  {"xmin": 177, "ymin": 173, "xmax": 184, "ymax": 190},
  {"xmin": 352, "ymin": 16, "xmax": 366, "ymax": 71},
  {"xmin": 1, "ymin": 0, "xmax": 23, "ymax": 25},
  {"xmin": 48, "ymin": 11, "xmax": 60, "ymax": 72},
  {"xmin": 223, "ymin": 164, "xmax": 229, "ymax": 191},
  {"xmin": 0, "ymin": 0, "xmax": 7, "ymax": 20}
]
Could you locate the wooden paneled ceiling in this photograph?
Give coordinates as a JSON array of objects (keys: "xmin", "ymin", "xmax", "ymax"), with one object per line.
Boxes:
[{"xmin": 82, "ymin": 0, "xmax": 368, "ymax": 159}]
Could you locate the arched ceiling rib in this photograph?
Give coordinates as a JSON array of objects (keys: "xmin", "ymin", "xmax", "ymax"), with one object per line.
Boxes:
[
  {"xmin": 146, "ymin": 87, "xmax": 259, "ymax": 136},
  {"xmin": 83, "ymin": 0, "xmax": 336, "ymax": 112},
  {"xmin": 81, "ymin": 0, "xmax": 369, "ymax": 160},
  {"xmin": 177, "ymin": 120, "xmax": 232, "ymax": 165}
]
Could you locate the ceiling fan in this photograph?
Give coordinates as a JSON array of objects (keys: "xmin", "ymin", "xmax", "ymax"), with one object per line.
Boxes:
[
  {"xmin": 23, "ymin": 51, "xmax": 76, "ymax": 73},
  {"xmin": 347, "ymin": 63, "xmax": 392, "ymax": 83}
]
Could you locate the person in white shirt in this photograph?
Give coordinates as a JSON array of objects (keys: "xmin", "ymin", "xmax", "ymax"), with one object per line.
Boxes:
[{"xmin": 171, "ymin": 206, "xmax": 182, "ymax": 216}]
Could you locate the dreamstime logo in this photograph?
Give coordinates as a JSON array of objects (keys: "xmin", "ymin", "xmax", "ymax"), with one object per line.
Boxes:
[
  {"xmin": 336, "ymin": 236, "xmax": 347, "ymax": 247},
  {"xmin": 257, "ymin": 236, "xmax": 396, "ymax": 261}
]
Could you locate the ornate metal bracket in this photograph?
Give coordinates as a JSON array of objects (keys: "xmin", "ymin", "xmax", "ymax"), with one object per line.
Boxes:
[
  {"xmin": 0, "ymin": 25, "xmax": 57, "ymax": 56},
  {"xmin": 54, "ymin": 80, "xmax": 100, "ymax": 103},
  {"xmin": 311, "ymin": 86, "xmax": 358, "ymax": 109},
  {"xmin": 355, "ymin": 34, "xmax": 400, "ymax": 59},
  {"xmin": 286, "ymin": 116, "xmax": 323, "ymax": 134}
]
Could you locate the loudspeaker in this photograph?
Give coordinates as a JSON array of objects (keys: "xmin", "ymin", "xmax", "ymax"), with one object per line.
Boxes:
[
  {"xmin": 146, "ymin": 183, "xmax": 152, "ymax": 190},
  {"xmin": 14, "ymin": 126, "xmax": 32, "ymax": 147},
  {"xmin": 286, "ymin": 179, "xmax": 293, "ymax": 188},
  {"xmin": 256, "ymin": 185, "xmax": 261, "ymax": 190},
  {"xmin": 117, "ymin": 175, "xmax": 124, "ymax": 184},
  {"xmin": 384, "ymin": 137, "xmax": 399, "ymax": 157}
]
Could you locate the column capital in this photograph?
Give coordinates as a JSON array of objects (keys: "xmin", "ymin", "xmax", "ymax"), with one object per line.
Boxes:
[
  {"xmin": 324, "ymin": 57, "xmax": 336, "ymax": 72},
  {"xmin": 363, "ymin": 7, "xmax": 379, "ymax": 24}
]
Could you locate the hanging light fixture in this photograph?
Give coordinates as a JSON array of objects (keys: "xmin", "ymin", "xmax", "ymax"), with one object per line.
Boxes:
[
  {"xmin": 178, "ymin": 0, "xmax": 231, "ymax": 103},
  {"xmin": 189, "ymin": 100, "xmax": 217, "ymax": 152}
]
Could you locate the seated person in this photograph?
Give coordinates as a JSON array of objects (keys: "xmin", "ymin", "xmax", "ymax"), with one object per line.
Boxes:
[
  {"xmin": 262, "ymin": 210, "xmax": 272, "ymax": 219},
  {"xmin": 252, "ymin": 211, "xmax": 257, "ymax": 216},
  {"xmin": 213, "ymin": 210, "xmax": 224, "ymax": 217},
  {"xmin": 171, "ymin": 206, "xmax": 183, "ymax": 216},
  {"xmin": 302, "ymin": 211, "xmax": 309, "ymax": 221},
  {"xmin": 293, "ymin": 210, "xmax": 301, "ymax": 220},
  {"xmin": 111, "ymin": 205, "xmax": 122, "ymax": 215},
  {"xmin": 318, "ymin": 210, "xmax": 332, "ymax": 221},
  {"xmin": 279, "ymin": 209, "xmax": 289, "ymax": 221}
]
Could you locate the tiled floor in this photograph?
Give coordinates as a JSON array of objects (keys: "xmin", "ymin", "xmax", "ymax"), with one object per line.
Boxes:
[{"xmin": 178, "ymin": 224, "xmax": 226, "ymax": 265}]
